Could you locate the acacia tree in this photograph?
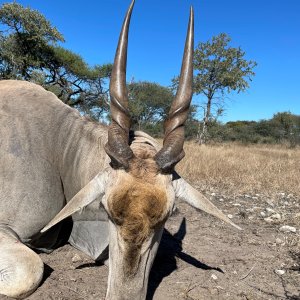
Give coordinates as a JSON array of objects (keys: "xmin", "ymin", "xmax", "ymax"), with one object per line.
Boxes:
[
  {"xmin": 127, "ymin": 81, "xmax": 198, "ymax": 137},
  {"xmin": 193, "ymin": 33, "xmax": 257, "ymax": 143},
  {"xmin": 0, "ymin": 2, "xmax": 64, "ymax": 79},
  {"xmin": 0, "ymin": 2, "xmax": 112, "ymax": 119},
  {"xmin": 41, "ymin": 46, "xmax": 112, "ymax": 118},
  {"xmin": 128, "ymin": 81, "xmax": 174, "ymax": 130}
]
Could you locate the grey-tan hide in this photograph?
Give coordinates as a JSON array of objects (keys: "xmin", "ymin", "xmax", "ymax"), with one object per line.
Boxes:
[
  {"xmin": 0, "ymin": 80, "xmax": 110, "ymax": 298},
  {"xmin": 0, "ymin": 80, "xmax": 109, "ymax": 243}
]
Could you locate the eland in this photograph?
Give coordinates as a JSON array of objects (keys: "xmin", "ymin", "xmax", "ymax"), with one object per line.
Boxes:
[{"xmin": 0, "ymin": 1, "xmax": 240, "ymax": 299}]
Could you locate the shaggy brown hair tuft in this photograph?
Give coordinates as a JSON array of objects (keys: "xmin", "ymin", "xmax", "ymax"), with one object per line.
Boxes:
[{"xmin": 108, "ymin": 159, "xmax": 168, "ymax": 275}]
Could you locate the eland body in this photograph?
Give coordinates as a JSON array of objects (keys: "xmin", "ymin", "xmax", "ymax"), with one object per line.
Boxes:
[{"xmin": 0, "ymin": 1, "xmax": 240, "ymax": 299}]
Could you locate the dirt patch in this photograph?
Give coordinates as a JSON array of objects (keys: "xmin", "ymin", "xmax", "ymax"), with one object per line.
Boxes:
[{"xmin": 1, "ymin": 191, "xmax": 299, "ymax": 300}]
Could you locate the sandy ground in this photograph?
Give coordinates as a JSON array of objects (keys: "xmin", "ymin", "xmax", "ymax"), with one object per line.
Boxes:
[{"xmin": 1, "ymin": 190, "xmax": 299, "ymax": 300}]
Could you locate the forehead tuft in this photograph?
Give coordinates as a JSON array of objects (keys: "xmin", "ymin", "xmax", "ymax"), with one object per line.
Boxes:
[
  {"xmin": 131, "ymin": 142, "xmax": 157, "ymax": 160},
  {"xmin": 128, "ymin": 157, "xmax": 160, "ymax": 183},
  {"xmin": 107, "ymin": 176, "xmax": 168, "ymax": 275},
  {"xmin": 108, "ymin": 179, "xmax": 167, "ymax": 227}
]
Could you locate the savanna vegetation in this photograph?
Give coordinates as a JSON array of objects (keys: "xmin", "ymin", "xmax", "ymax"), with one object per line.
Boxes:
[
  {"xmin": 178, "ymin": 142, "xmax": 300, "ymax": 196},
  {"xmin": 0, "ymin": 2, "xmax": 299, "ymax": 148}
]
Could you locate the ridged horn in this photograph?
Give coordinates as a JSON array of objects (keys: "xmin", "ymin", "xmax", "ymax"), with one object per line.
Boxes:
[
  {"xmin": 155, "ymin": 7, "xmax": 194, "ymax": 173},
  {"xmin": 104, "ymin": 0, "xmax": 135, "ymax": 169}
]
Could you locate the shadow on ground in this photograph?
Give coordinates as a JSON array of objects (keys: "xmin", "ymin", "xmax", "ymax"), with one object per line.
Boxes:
[{"xmin": 147, "ymin": 217, "xmax": 224, "ymax": 300}]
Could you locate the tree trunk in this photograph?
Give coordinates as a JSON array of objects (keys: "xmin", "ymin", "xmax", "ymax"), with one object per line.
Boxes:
[{"xmin": 197, "ymin": 96, "xmax": 212, "ymax": 144}]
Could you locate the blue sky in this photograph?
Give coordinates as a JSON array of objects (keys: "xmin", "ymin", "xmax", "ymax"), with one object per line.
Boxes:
[{"xmin": 5, "ymin": 0, "xmax": 300, "ymax": 122}]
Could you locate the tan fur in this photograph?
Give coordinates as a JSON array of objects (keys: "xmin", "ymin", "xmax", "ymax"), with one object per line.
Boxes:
[
  {"xmin": 130, "ymin": 143, "xmax": 157, "ymax": 160},
  {"xmin": 108, "ymin": 158, "xmax": 168, "ymax": 276}
]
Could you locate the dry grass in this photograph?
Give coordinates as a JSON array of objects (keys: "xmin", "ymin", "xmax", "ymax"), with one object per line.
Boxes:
[{"xmin": 177, "ymin": 142, "xmax": 300, "ymax": 196}]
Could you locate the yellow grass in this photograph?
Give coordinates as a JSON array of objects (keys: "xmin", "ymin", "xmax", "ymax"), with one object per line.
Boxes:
[{"xmin": 177, "ymin": 142, "xmax": 300, "ymax": 196}]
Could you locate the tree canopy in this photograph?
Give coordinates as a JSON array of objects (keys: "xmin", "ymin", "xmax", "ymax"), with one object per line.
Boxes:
[
  {"xmin": 204, "ymin": 112, "xmax": 300, "ymax": 147},
  {"xmin": 194, "ymin": 33, "xmax": 257, "ymax": 98},
  {"xmin": 0, "ymin": 2, "xmax": 112, "ymax": 118},
  {"xmin": 0, "ymin": 2, "xmax": 64, "ymax": 79},
  {"xmin": 127, "ymin": 81, "xmax": 198, "ymax": 137},
  {"xmin": 128, "ymin": 81, "xmax": 174, "ymax": 127},
  {"xmin": 173, "ymin": 33, "xmax": 257, "ymax": 143}
]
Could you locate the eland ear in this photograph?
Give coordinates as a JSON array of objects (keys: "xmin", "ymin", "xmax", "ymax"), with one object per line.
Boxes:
[
  {"xmin": 172, "ymin": 172, "xmax": 242, "ymax": 230},
  {"xmin": 41, "ymin": 171, "xmax": 109, "ymax": 233}
]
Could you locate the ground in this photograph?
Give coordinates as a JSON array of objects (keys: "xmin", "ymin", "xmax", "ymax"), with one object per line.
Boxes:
[{"xmin": 1, "ymin": 190, "xmax": 299, "ymax": 300}]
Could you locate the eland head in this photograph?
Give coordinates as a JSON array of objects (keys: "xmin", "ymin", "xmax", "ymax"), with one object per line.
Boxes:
[{"xmin": 42, "ymin": 1, "xmax": 240, "ymax": 299}]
